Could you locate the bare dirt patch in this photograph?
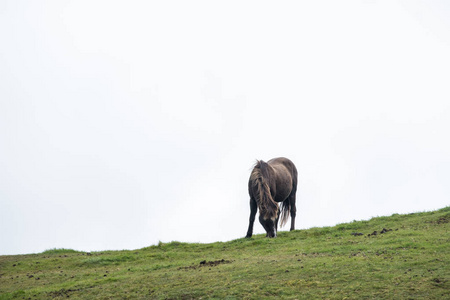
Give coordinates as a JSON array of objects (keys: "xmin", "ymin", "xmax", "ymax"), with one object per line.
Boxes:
[
  {"xmin": 47, "ymin": 288, "xmax": 81, "ymax": 298},
  {"xmin": 427, "ymin": 215, "xmax": 450, "ymax": 225},
  {"xmin": 178, "ymin": 259, "xmax": 232, "ymax": 270},
  {"xmin": 368, "ymin": 228, "xmax": 393, "ymax": 237}
]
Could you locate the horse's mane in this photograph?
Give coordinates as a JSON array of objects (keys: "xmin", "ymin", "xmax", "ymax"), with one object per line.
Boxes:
[{"xmin": 251, "ymin": 160, "xmax": 279, "ymax": 220}]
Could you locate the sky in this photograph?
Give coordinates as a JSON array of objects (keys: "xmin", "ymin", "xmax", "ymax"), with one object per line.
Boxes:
[{"xmin": 1, "ymin": 0, "xmax": 450, "ymax": 255}]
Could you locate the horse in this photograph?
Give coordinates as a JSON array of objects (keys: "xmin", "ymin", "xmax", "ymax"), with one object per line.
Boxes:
[{"xmin": 245, "ymin": 157, "xmax": 298, "ymax": 238}]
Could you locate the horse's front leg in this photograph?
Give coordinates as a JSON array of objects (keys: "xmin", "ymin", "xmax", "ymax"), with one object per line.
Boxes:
[
  {"xmin": 245, "ymin": 198, "xmax": 257, "ymax": 238},
  {"xmin": 275, "ymin": 213, "xmax": 280, "ymax": 236}
]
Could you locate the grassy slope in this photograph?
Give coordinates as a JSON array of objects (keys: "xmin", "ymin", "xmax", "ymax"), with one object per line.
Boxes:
[{"xmin": 1, "ymin": 207, "xmax": 449, "ymax": 299}]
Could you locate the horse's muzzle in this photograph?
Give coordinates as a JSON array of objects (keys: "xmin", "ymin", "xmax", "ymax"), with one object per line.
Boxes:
[{"xmin": 266, "ymin": 232, "xmax": 277, "ymax": 238}]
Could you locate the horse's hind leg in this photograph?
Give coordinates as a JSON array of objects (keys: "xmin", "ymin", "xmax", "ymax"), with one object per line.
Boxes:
[
  {"xmin": 245, "ymin": 198, "xmax": 257, "ymax": 238},
  {"xmin": 289, "ymin": 193, "xmax": 296, "ymax": 231}
]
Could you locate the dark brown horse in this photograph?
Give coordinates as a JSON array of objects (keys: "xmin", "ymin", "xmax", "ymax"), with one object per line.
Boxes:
[{"xmin": 246, "ymin": 157, "xmax": 298, "ymax": 238}]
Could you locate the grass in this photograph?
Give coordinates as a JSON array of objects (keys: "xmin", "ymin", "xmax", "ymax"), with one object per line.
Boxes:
[{"xmin": 1, "ymin": 207, "xmax": 449, "ymax": 299}]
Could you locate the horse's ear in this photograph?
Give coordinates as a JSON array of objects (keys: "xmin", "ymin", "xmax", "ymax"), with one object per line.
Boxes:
[
  {"xmin": 259, "ymin": 160, "xmax": 269, "ymax": 178},
  {"xmin": 252, "ymin": 160, "xmax": 263, "ymax": 170}
]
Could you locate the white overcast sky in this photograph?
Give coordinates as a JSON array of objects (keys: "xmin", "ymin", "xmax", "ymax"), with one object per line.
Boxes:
[{"xmin": 1, "ymin": 1, "xmax": 450, "ymax": 255}]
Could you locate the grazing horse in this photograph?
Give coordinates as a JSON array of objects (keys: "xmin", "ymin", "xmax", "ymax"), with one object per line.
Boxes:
[{"xmin": 245, "ymin": 157, "xmax": 298, "ymax": 238}]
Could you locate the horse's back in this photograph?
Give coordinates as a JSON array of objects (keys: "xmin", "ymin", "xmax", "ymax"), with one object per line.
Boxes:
[
  {"xmin": 267, "ymin": 157, "xmax": 297, "ymax": 202},
  {"xmin": 268, "ymin": 157, "xmax": 297, "ymax": 177}
]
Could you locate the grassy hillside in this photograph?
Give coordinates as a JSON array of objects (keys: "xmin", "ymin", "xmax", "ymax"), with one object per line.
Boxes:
[{"xmin": 1, "ymin": 207, "xmax": 449, "ymax": 299}]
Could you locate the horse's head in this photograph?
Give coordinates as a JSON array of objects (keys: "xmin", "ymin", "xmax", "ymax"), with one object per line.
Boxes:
[{"xmin": 259, "ymin": 214, "xmax": 277, "ymax": 238}]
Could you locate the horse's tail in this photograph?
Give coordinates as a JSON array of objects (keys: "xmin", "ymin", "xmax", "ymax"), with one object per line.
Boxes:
[
  {"xmin": 253, "ymin": 160, "xmax": 278, "ymax": 220},
  {"xmin": 279, "ymin": 198, "xmax": 291, "ymax": 227}
]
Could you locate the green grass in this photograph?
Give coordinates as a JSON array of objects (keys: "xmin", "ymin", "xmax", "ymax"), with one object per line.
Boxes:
[
  {"xmin": 1, "ymin": 207, "xmax": 449, "ymax": 299},
  {"xmin": 41, "ymin": 249, "xmax": 81, "ymax": 255}
]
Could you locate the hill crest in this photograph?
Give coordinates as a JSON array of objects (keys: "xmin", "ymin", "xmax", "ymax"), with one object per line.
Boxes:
[{"xmin": 1, "ymin": 207, "xmax": 449, "ymax": 299}]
